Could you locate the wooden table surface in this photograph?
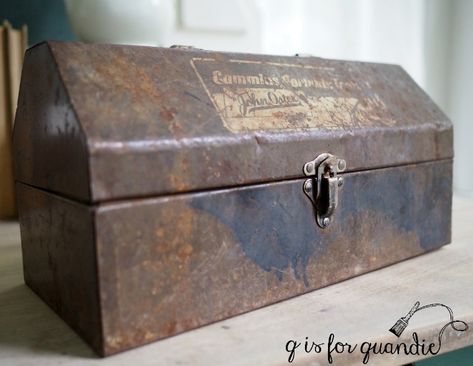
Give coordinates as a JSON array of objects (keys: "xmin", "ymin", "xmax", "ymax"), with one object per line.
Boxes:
[{"xmin": 1, "ymin": 197, "xmax": 472, "ymax": 366}]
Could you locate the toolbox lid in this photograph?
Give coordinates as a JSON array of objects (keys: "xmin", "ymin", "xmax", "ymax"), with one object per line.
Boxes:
[{"xmin": 13, "ymin": 42, "xmax": 452, "ymax": 203}]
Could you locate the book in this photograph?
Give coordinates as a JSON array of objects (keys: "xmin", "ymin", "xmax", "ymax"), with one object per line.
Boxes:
[{"xmin": 0, "ymin": 21, "xmax": 27, "ymax": 218}]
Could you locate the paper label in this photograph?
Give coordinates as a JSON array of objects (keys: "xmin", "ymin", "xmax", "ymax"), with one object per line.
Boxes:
[{"xmin": 191, "ymin": 57, "xmax": 395, "ymax": 133}]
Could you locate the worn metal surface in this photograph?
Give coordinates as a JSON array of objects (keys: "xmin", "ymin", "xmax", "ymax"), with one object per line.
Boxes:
[
  {"xmin": 13, "ymin": 42, "xmax": 454, "ymax": 356},
  {"xmin": 17, "ymin": 160, "xmax": 452, "ymax": 356},
  {"xmin": 13, "ymin": 43, "xmax": 89, "ymax": 201},
  {"xmin": 13, "ymin": 42, "xmax": 452, "ymax": 202},
  {"xmin": 16, "ymin": 182, "xmax": 103, "ymax": 352}
]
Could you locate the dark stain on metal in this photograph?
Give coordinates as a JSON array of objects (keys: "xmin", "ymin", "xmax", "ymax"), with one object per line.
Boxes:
[
  {"xmin": 191, "ymin": 160, "xmax": 451, "ymax": 288},
  {"xmin": 191, "ymin": 182, "xmax": 321, "ymax": 286}
]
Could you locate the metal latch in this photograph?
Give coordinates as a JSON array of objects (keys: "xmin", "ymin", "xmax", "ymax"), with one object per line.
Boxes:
[{"xmin": 303, "ymin": 153, "xmax": 346, "ymax": 228}]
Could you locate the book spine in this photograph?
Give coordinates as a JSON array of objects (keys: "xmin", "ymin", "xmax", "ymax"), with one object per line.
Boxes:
[{"xmin": 0, "ymin": 21, "xmax": 27, "ymax": 218}]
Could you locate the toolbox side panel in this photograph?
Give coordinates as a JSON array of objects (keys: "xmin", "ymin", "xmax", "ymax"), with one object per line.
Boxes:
[
  {"xmin": 95, "ymin": 159, "xmax": 452, "ymax": 355},
  {"xmin": 16, "ymin": 183, "xmax": 102, "ymax": 353},
  {"xmin": 13, "ymin": 43, "xmax": 90, "ymax": 202}
]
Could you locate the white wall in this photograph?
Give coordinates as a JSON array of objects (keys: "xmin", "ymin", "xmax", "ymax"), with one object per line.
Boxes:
[
  {"xmin": 259, "ymin": 0, "xmax": 426, "ymax": 86},
  {"xmin": 166, "ymin": 0, "xmax": 473, "ymax": 196},
  {"xmin": 66, "ymin": 0, "xmax": 473, "ymax": 195},
  {"xmin": 446, "ymin": 0, "xmax": 473, "ymax": 197}
]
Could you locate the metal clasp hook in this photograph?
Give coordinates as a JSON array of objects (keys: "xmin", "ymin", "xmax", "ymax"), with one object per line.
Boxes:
[{"xmin": 303, "ymin": 153, "xmax": 346, "ymax": 228}]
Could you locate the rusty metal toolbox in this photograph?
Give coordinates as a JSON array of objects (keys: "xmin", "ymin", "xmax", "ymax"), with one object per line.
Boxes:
[{"xmin": 13, "ymin": 42, "xmax": 453, "ymax": 356}]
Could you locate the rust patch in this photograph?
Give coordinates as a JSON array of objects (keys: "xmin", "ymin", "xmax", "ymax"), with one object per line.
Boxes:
[{"xmin": 159, "ymin": 107, "xmax": 177, "ymax": 122}]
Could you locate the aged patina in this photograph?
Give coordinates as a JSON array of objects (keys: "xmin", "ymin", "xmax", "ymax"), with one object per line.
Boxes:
[{"xmin": 13, "ymin": 42, "xmax": 453, "ymax": 356}]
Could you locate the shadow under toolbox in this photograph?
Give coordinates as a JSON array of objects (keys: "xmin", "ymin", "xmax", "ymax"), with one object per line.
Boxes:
[{"xmin": 13, "ymin": 42, "xmax": 453, "ymax": 356}]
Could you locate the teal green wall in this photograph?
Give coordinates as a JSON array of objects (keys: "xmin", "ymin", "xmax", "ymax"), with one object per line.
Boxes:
[
  {"xmin": 1, "ymin": 1, "xmax": 472, "ymax": 364},
  {"xmin": 0, "ymin": 0, "xmax": 75, "ymax": 45}
]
